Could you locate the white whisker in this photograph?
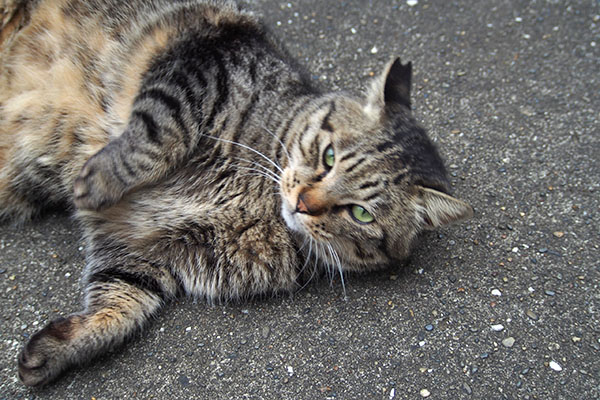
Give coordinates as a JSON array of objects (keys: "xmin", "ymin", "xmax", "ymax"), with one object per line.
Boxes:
[
  {"xmin": 234, "ymin": 157, "xmax": 282, "ymax": 182},
  {"xmin": 297, "ymin": 238, "xmax": 317, "ymax": 292},
  {"xmin": 297, "ymin": 236, "xmax": 309, "ymax": 253},
  {"xmin": 232, "ymin": 164, "xmax": 281, "ymax": 184},
  {"xmin": 236, "ymin": 172, "xmax": 281, "ymax": 185},
  {"xmin": 324, "ymin": 243, "xmax": 333, "ymax": 287},
  {"xmin": 313, "ymin": 239, "xmax": 321, "ymax": 282},
  {"xmin": 262, "ymin": 126, "xmax": 291, "ymax": 164},
  {"xmin": 327, "ymin": 243, "xmax": 346, "ymax": 300},
  {"xmin": 203, "ymin": 134, "xmax": 284, "ymax": 173},
  {"xmin": 317, "ymin": 242, "xmax": 333, "ymax": 286}
]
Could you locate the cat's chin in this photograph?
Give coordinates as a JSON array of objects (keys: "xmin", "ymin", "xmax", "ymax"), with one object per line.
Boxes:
[{"xmin": 281, "ymin": 203, "xmax": 303, "ymax": 233}]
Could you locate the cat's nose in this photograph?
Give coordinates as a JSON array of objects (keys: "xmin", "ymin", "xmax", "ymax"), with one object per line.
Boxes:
[{"xmin": 296, "ymin": 190, "xmax": 327, "ymax": 216}]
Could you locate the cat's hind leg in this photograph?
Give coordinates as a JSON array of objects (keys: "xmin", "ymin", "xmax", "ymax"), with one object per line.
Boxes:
[
  {"xmin": 0, "ymin": 133, "xmax": 70, "ymax": 222},
  {"xmin": 0, "ymin": 145, "xmax": 63, "ymax": 222},
  {"xmin": 18, "ymin": 257, "xmax": 177, "ymax": 386}
]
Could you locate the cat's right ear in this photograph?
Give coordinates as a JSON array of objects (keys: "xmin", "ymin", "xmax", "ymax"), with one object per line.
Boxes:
[{"xmin": 364, "ymin": 57, "xmax": 412, "ymax": 117}]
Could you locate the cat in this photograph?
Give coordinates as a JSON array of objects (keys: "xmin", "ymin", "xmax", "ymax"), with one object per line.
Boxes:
[{"xmin": 0, "ymin": 0, "xmax": 473, "ymax": 387}]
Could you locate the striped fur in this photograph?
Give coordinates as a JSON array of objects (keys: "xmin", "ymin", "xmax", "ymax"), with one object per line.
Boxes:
[{"xmin": 0, "ymin": 0, "xmax": 473, "ymax": 386}]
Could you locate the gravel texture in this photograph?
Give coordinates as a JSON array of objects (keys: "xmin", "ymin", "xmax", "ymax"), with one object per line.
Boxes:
[{"xmin": 1, "ymin": 0, "xmax": 599, "ymax": 399}]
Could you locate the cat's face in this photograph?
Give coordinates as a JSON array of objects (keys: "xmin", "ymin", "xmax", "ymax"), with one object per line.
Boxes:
[{"xmin": 280, "ymin": 59, "xmax": 472, "ymax": 272}]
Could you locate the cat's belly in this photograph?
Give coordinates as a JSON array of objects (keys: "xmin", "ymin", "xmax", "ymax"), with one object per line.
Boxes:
[
  {"xmin": 0, "ymin": 1, "xmax": 116, "ymax": 198},
  {"xmin": 0, "ymin": 0, "xmax": 175, "ymax": 195}
]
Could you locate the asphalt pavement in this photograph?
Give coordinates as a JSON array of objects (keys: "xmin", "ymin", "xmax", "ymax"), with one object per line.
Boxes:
[{"xmin": 1, "ymin": 0, "xmax": 599, "ymax": 399}]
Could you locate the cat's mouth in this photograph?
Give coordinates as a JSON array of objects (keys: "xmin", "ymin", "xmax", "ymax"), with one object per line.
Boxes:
[{"xmin": 280, "ymin": 200, "xmax": 303, "ymax": 233}]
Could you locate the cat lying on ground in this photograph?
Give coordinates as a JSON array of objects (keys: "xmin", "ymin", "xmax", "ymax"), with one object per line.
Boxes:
[{"xmin": 0, "ymin": 0, "xmax": 472, "ymax": 386}]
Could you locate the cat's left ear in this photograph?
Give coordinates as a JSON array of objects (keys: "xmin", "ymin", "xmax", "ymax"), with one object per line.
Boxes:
[
  {"xmin": 365, "ymin": 57, "xmax": 412, "ymax": 116},
  {"xmin": 417, "ymin": 186, "xmax": 473, "ymax": 229}
]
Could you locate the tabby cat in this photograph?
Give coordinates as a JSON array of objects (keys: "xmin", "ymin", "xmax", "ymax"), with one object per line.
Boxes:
[{"xmin": 0, "ymin": 0, "xmax": 473, "ymax": 386}]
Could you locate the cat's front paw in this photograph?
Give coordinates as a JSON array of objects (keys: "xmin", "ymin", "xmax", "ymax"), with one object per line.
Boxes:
[
  {"xmin": 74, "ymin": 146, "xmax": 127, "ymax": 211},
  {"xmin": 18, "ymin": 317, "xmax": 78, "ymax": 387}
]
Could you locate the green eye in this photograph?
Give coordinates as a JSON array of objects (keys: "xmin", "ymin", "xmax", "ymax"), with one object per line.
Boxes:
[
  {"xmin": 323, "ymin": 145, "xmax": 335, "ymax": 169},
  {"xmin": 350, "ymin": 205, "xmax": 374, "ymax": 224}
]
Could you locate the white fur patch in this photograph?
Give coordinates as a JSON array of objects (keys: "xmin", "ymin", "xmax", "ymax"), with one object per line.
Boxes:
[{"xmin": 281, "ymin": 203, "xmax": 302, "ymax": 232}]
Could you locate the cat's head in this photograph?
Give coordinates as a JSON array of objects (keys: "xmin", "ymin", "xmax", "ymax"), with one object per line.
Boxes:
[{"xmin": 280, "ymin": 58, "xmax": 473, "ymax": 272}]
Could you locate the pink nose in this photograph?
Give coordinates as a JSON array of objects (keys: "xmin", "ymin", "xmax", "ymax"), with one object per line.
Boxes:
[
  {"xmin": 295, "ymin": 191, "xmax": 326, "ymax": 216},
  {"xmin": 296, "ymin": 192, "xmax": 309, "ymax": 214}
]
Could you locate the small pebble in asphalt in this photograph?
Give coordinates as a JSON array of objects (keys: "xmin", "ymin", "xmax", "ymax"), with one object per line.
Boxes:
[
  {"xmin": 491, "ymin": 289, "xmax": 502, "ymax": 296},
  {"xmin": 262, "ymin": 326, "xmax": 271, "ymax": 338},
  {"xmin": 491, "ymin": 324, "xmax": 504, "ymax": 332},
  {"xmin": 425, "ymin": 324, "xmax": 434, "ymax": 331},
  {"xmin": 502, "ymin": 337, "xmax": 515, "ymax": 348},
  {"xmin": 420, "ymin": 389, "xmax": 431, "ymax": 398},
  {"xmin": 526, "ymin": 309, "xmax": 539, "ymax": 320},
  {"xmin": 178, "ymin": 375, "xmax": 190, "ymax": 386},
  {"xmin": 549, "ymin": 361, "xmax": 563, "ymax": 371},
  {"xmin": 463, "ymin": 383, "xmax": 472, "ymax": 395}
]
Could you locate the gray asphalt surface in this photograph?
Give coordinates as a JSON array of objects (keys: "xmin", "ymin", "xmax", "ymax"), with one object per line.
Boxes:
[{"xmin": 1, "ymin": 0, "xmax": 599, "ymax": 399}]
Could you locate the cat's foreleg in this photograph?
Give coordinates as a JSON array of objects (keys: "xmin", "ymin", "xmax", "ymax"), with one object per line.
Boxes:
[
  {"xmin": 73, "ymin": 63, "xmax": 206, "ymax": 211},
  {"xmin": 72, "ymin": 117, "xmax": 187, "ymax": 211},
  {"xmin": 18, "ymin": 259, "xmax": 177, "ymax": 386}
]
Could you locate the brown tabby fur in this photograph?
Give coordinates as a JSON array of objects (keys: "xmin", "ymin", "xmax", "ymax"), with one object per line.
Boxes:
[{"xmin": 0, "ymin": 0, "xmax": 473, "ymax": 387}]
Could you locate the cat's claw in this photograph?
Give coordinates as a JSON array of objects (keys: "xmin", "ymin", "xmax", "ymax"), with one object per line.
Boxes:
[{"xmin": 73, "ymin": 148, "xmax": 126, "ymax": 211}]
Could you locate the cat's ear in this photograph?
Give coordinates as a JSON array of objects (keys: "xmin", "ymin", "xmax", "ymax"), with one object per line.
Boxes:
[
  {"xmin": 383, "ymin": 57, "xmax": 412, "ymax": 109},
  {"xmin": 365, "ymin": 57, "xmax": 412, "ymax": 116},
  {"xmin": 417, "ymin": 186, "xmax": 473, "ymax": 229}
]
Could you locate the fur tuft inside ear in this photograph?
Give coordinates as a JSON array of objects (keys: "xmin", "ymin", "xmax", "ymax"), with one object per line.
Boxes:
[
  {"xmin": 364, "ymin": 57, "xmax": 412, "ymax": 118},
  {"xmin": 418, "ymin": 186, "xmax": 473, "ymax": 229}
]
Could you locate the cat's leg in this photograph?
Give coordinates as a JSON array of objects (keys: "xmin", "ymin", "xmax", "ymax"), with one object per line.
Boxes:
[
  {"xmin": 73, "ymin": 60, "xmax": 209, "ymax": 211},
  {"xmin": 0, "ymin": 142, "xmax": 68, "ymax": 221},
  {"xmin": 17, "ymin": 257, "xmax": 178, "ymax": 386}
]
